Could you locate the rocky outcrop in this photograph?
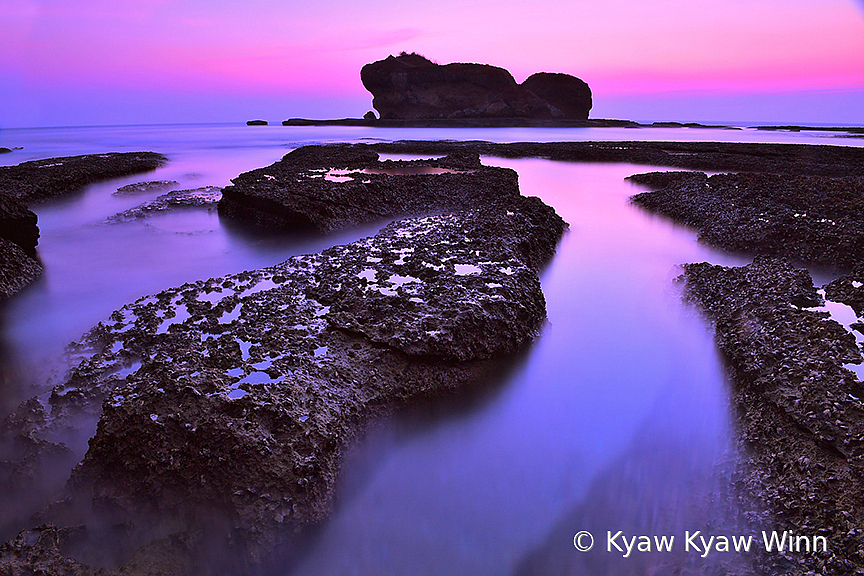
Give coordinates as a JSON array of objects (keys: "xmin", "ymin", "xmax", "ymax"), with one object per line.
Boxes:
[
  {"xmin": 629, "ymin": 171, "xmax": 864, "ymax": 268},
  {"xmin": 218, "ymin": 145, "xmax": 561, "ymax": 267},
  {"xmin": 105, "ymin": 187, "xmax": 221, "ymax": 223},
  {"xmin": 682, "ymin": 256, "xmax": 864, "ymax": 575},
  {"xmin": 0, "ymin": 238, "xmax": 42, "ymax": 300},
  {"xmin": 520, "ymin": 72, "xmax": 592, "ymax": 120},
  {"xmin": 2, "ymin": 145, "xmax": 566, "ymax": 573},
  {"xmin": 0, "ymin": 152, "xmax": 167, "ymax": 204},
  {"xmin": 360, "ymin": 54, "xmax": 591, "ymax": 120},
  {"xmin": 113, "ymin": 180, "xmax": 178, "ymax": 196},
  {"xmin": 0, "ymin": 191, "xmax": 41, "ymax": 300},
  {"xmin": 0, "ymin": 192, "xmax": 39, "ymax": 254}
]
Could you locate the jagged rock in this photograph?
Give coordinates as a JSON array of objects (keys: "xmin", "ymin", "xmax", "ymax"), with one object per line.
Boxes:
[
  {"xmin": 3, "ymin": 144, "xmax": 565, "ymax": 573},
  {"xmin": 360, "ymin": 53, "xmax": 591, "ymax": 120},
  {"xmin": 0, "ymin": 192, "xmax": 39, "ymax": 253},
  {"xmin": 629, "ymin": 171, "xmax": 864, "ymax": 268},
  {"xmin": 682, "ymin": 256, "xmax": 864, "ymax": 575},
  {"xmin": 0, "ymin": 238, "xmax": 42, "ymax": 300},
  {"xmin": 105, "ymin": 187, "xmax": 222, "ymax": 223},
  {"xmin": 220, "ymin": 145, "xmax": 522, "ymax": 234},
  {"xmin": 113, "ymin": 180, "xmax": 178, "ymax": 197},
  {"xmin": 0, "ymin": 152, "xmax": 167, "ymax": 204},
  {"xmin": 824, "ymin": 264, "xmax": 864, "ymax": 316}
]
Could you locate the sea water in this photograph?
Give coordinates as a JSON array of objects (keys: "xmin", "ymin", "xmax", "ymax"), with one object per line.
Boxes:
[{"xmin": 0, "ymin": 123, "xmax": 861, "ymax": 573}]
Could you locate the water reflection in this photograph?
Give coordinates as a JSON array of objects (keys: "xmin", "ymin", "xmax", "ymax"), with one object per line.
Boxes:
[
  {"xmin": 285, "ymin": 160, "xmax": 753, "ymax": 576},
  {"xmin": 1, "ymin": 138, "xmax": 765, "ymax": 574}
]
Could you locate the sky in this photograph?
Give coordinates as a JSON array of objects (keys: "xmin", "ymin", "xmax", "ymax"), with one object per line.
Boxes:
[{"xmin": 1, "ymin": 0, "xmax": 863, "ymax": 127}]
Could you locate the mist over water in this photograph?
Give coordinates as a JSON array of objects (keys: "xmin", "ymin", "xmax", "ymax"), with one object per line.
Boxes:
[{"xmin": 0, "ymin": 124, "xmax": 857, "ymax": 573}]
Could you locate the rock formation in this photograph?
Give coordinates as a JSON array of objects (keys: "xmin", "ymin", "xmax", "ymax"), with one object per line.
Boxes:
[
  {"xmin": 1, "ymin": 145, "xmax": 566, "ymax": 573},
  {"xmin": 360, "ymin": 53, "xmax": 591, "ymax": 120},
  {"xmin": 0, "ymin": 152, "xmax": 167, "ymax": 204},
  {"xmin": 629, "ymin": 171, "xmax": 864, "ymax": 268}
]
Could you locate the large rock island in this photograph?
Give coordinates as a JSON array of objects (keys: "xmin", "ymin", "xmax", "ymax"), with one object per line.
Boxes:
[{"xmin": 360, "ymin": 53, "xmax": 592, "ymax": 121}]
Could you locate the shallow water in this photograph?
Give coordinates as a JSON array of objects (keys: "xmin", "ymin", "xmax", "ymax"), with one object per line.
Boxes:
[{"xmin": 0, "ymin": 124, "xmax": 860, "ymax": 572}]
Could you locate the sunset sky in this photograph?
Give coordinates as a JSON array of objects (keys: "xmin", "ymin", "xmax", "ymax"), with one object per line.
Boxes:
[{"xmin": 2, "ymin": 0, "xmax": 863, "ymax": 127}]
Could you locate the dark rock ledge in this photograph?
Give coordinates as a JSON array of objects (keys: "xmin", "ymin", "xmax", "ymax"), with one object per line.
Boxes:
[
  {"xmin": 0, "ymin": 152, "xmax": 168, "ymax": 204},
  {"xmin": 105, "ymin": 187, "xmax": 222, "ymax": 223},
  {"xmin": 682, "ymin": 257, "xmax": 864, "ymax": 575},
  {"xmin": 0, "ymin": 148, "xmax": 566, "ymax": 573},
  {"xmin": 0, "ymin": 152, "xmax": 167, "ymax": 300},
  {"xmin": 629, "ymin": 167, "xmax": 864, "ymax": 574},
  {"xmin": 629, "ymin": 171, "xmax": 864, "ymax": 269}
]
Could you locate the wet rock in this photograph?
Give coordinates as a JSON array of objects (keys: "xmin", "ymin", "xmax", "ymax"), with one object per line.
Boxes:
[
  {"xmin": 360, "ymin": 53, "xmax": 591, "ymax": 120},
  {"xmin": 368, "ymin": 141, "xmax": 864, "ymax": 178},
  {"xmin": 64, "ymin": 207, "xmax": 560, "ymax": 556},
  {"xmin": 0, "ymin": 525, "xmax": 98, "ymax": 576},
  {"xmin": 3, "ymin": 144, "xmax": 565, "ymax": 572},
  {"xmin": 219, "ymin": 144, "xmax": 520, "ymax": 235},
  {"xmin": 630, "ymin": 171, "xmax": 864, "ymax": 268},
  {"xmin": 824, "ymin": 265, "xmax": 864, "ymax": 316},
  {"xmin": 113, "ymin": 180, "xmax": 178, "ymax": 197},
  {"xmin": 682, "ymin": 256, "xmax": 864, "ymax": 575},
  {"xmin": 0, "ymin": 524, "xmax": 197, "ymax": 576},
  {"xmin": 0, "ymin": 238, "xmax": 42, "ymax": 301},
  {"xmin": 0, "ymin": 191, "xmax": 39, "ymax": 253},
  {"xmin": 0, "ymin": 152, "xmax": 167, "ymax": 204},
  {"xmin": 105, "ymin": 187, "xmax": 222, "ymax": 223}
]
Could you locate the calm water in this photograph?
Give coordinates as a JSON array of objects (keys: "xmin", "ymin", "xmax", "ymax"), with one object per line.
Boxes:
[{"xmin": 0, "ymin": 124, "xmax": 859, "ymax": 573}]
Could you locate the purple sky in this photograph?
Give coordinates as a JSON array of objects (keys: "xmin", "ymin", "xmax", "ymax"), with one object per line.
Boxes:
[{"xmin": 2, "ymin": 0, "xmax": 863, "ymax": 127}]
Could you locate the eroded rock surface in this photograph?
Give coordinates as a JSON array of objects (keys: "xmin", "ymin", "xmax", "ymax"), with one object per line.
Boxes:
[
  {"xmin": 360, "ymin": 53, "xmax": 591, "ymax": 120},
  {"xmin": 113, "ymin": 180, "xmax": 178, "ymax": 197},
  {"xmin": 106, "ymin": 187, "xmax": 222, "ymax": 223},
  {"xmin": 1, "ymin": 147, "xmax": 566, "ymax": 573},
  {"xmin": 0, "ymin": 238, "xmax": 42, "ymax": 301},
  {"xmin": 0, "ymin": 152, "xmax": 167, "ymax": 204},
  {"xmin": 629, "ymin": 171, "xmax": 864, "ymax": 268},
  {"xmin": 682, "ymin": 256, "xmax": 864, "ymax": 574},
  {"xmin": 220, "ymin": 145, "xmax": 519, "ymax": 234},
  {"xmin": 0, "ymin": 192, "xmax": 39, "ymax": 253}
]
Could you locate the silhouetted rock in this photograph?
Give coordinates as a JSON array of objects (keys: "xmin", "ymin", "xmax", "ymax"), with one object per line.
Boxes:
[
  {"xmin": 363, "ymin": 110, "xmax": 377, "ymax": 121},
  {"xmin": 0, "ymin": 147, "xmax": 11, "ymax": 154},
  {"xmin": 360, "ymin": 53, "xmax": 591, "ymax": 120},
  {"xmin": 0, "ymin": 152, "xmax": 167, "ymax": 204},
  {"xmin": 0, "ymin": 192, "xmax": 39, "ymax": 253},
  {"xmin": 521, "ymin": 72, "xmax": 592, "ymax": 121},
  {"xmin": 246, "ymin": 120, "xmax": 268, "ymax": 126}
]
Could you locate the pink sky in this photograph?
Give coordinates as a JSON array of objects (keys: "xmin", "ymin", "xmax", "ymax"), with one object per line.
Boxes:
[{"xmin": 1, "ymin": 0, "xmax": 863, "ymax": 126}]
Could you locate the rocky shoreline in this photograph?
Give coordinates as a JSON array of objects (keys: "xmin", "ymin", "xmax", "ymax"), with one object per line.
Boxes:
[
  {"xmin": 3, "ymin": 139, "xmax": 864, "ymax": 574},
  {"xmin": 0, "ymin": 152, "xmax": 167, "ymax": 300},
  {"xmin": 629, "ymin": 166, "xmax": 864, "ymax": 574},
  {"xmin": 0, "ymin": 145, "xmax": 566, "ymax": 574}
]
